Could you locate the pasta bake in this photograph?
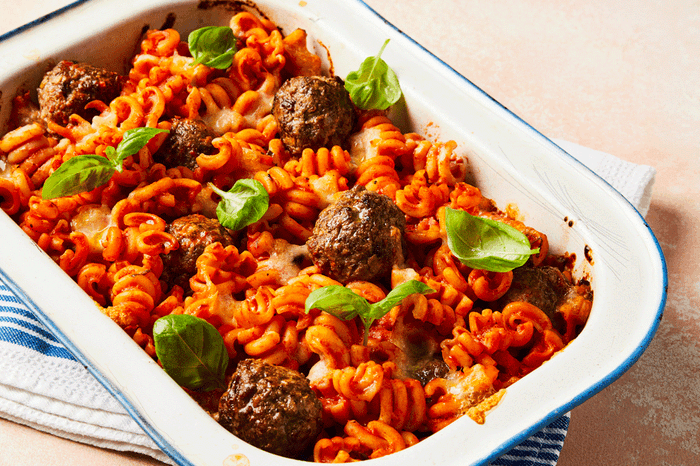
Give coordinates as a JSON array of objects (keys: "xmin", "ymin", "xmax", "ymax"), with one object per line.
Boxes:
[{"xmin": 0, "ymin": 8, "xmax": 592, "ymax": 462}]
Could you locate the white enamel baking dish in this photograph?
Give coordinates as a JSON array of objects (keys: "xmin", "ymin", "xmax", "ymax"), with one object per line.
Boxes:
[{"xmin": 0, "ymin": 0, "xmax": 666, "ymax": 465}]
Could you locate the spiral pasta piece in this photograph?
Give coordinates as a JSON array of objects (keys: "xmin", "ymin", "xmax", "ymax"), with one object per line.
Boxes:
[
  {"xmin": 332, "ymin": 361, "xmax": 385, "ymax": 402},
  {"xmin": 394, "ymin": 170, "xmax": 449, "ymax": 218},
  {"xmin": 403, "ymin": 134, "xmax": 466, "ymax": 185},
  {"xmin": 343, "ymin": 420, "xmax": 407, "ymax": 459},
  {"xmin": 468, "ymin": 269, "xmax": 513, "ymax": 302},
  {"xmin": 305, "ymin": 315, "xmax": 354, "ymax": 369},
  {"xmin": 376, "ymin": 378, "xmax": 426, "ymax": 432}
]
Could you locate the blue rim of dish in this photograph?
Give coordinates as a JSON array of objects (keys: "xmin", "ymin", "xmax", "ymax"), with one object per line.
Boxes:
[
  {"xmin": 0, "ymin": 1, "xmax": 668, "ymax": 465},
  {"xmin": 0, "ymin": 0, "xmax": 92, "ymax": 43}
]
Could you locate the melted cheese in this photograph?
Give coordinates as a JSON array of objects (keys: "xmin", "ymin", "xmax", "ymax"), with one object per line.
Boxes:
[
  {"xmin": 193, "ymin": 184, "xmax": 219, "ymax": 218},
  {"xmin": 390, "ymin": 266, "xmax": 420, "ymax": 289},
  {"xmin": 309, "ymin": 172, "xmax": 343, "ymax": 209},
  {"xmin": 257, "ymin": 239, "xmax": 309, "ymax": 286},
  {"xmin": 307, "ymin": 359, "xmax": 329, "ymax": 385},
  {"xmin": 203, "ymin": 107, "xmax": 245, "ymax": 135},
  {"xmin": 348, "ymin": 126, "xmax": 381, "ymax": 168},
  {"xmin": 242, "ymin": 90, "xmax": 274, "ymax": 129},
  {"xmin": 70, "ymin": 204, "xmax": 113, "ymax": 255},
  {"xmin": 242, "ymin": 74, "xmax": 278, "ymax": 130},
  {"xmin": 216, "ymin": 293, "xmax": 246, "ymax": 327},
  {"xmin": 444, "ymin": 364, "xmax": 498, "ymax": 413},
  {"xmin": 0, "ymin": 159, "xmax": 10, "ymax": 177}
]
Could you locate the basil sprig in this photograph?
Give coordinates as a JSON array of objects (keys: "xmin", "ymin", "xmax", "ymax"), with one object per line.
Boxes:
[
  {"xmin": 41, "ymin": 127, "xmax": 168, "ymax": 200},
  {"xmin": 210, "ymin": 179, "xmax": 269, "ymax": 231},
  {"xmin": 445, "ymin": 207, "xmax": 540, "ymax": 273},
  {"xmin": 305, "ymin": 280, "xmax": 435, "ymax": 345},
  {"xmin": 153, "ymin": 314, "xmax": 229, "ymax": 391},
  {"xmin": 188, "ymin": 26, "xmax": 237, "ymax": 69},
  {"xmin": 345, "ymin": 39, "xmax": 402, "ymax": 110}
]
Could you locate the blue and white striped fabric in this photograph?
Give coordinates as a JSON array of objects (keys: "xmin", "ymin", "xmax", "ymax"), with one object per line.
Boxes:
[
  {"xmin": 0, "ymin": 279, "xmax": 567, "ymax": 465},
  {"xmin": 489, "ymin": 415, "xmax": 570, "ymax": 466},
  {"xmin": 0, "ymin": 288, "xmax": 74, "ymax": 359},
  {"xmin": 0, "ymin": 280, "xmax": 173, "ymax": 463}
]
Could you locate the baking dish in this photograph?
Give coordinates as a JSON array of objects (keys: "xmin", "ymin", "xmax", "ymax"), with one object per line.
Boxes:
[{"xmin": 0, "ymin": 0, "xmax": 666, "ymax": 465}]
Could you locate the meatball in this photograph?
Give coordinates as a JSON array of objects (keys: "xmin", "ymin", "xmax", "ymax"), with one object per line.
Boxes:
[
  {"xmin": 153, "ymin": 117, "xmax": 216, "ymax": 170},
  {"xmin": 37, "ymin": 61, "xmax": 124, "ymax": 126},
  {"xmin": 306, "ymin": 185, "xmax": 405, "ymax": 283},
  {"xmin": 160, "ymin": 214, "xmax": 236, "ymax": 291},
  {"xmin": 218, "ymin": 359, "xmax": 322, "ymax": 459},
  {"xmin": 412, "ymin": 358, "xmax": 450, "ymax": 386},
  {"xmin": 272, "ymin": 75, "xmax": 356, "ymax": 155},
  {"xmin": 497, "ymin": 265, "xmax": 571, "ymax": 319}
]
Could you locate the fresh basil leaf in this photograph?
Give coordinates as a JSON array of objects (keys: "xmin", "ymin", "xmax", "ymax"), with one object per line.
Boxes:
[
  {"xmin": 104, "ymin": 146, "xmax": 117, "ymax": 162},
  {"xmin": 367, "ymin": 280, "xmax": 435, "ymax": 320},
  {"xmin": 41, "ymin": 155, "xmax": 115, "ymax": 199},
  {"xmin": 305, "ymin": 280, "xmax": 434, "ymax": 345},
  {"xmin": 211, "ymin": 179, "xmax": 269, "ymax": 231},
  {"xmin": 153, "ymin": 314, "xmax": 228, "ymax": 391},
  {"xmin": 305, "ymin": 285, "xmax": 370, "ymax": 321},
  {"xmin": 445, "ymin": 207, "xmax": 540, "ymax": 272},
  {"xmin": 345, "ymin": 39, "xmax": 402, "ymax": 110},
  {"xmin": 41, "ymin": 127, "xmax": 168, "ymax": 198},
  {"xmin": 113, "ymin": 127, "xmax": 169, "ymax": 169},
  {"xmin": 188, "ymin": 26, "xmax": 237, "ymax": 69}
]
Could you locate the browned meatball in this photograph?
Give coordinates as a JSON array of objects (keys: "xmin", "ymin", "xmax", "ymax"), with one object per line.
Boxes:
[
  {"xmin": 497, "ymin": 266, "xmax": 571, "ymax": 319},
  {"xmin": 160, "ymin": 214, "xmax": 235, "ymax": 291},
  {"xmin": 306, "ymin": 185, "xmax": 405, "ymax": 284},
  {"xmin": 412, "ymin": 358, "xmax": 450, "ymax": 386},
  {"xmin": 153, "ymin": 117, "xmax": 216, "ymax": 170},
  {"xmin": 272, "ymin": 75, "xmax": 356, "ymax": 155},
  {"xmin": 37, "ymin": 61, "xmax": 124, "ymax": 126},
  {"xmin": 218, "ymin": 359, "xmax": 322, "ymax": 459}
]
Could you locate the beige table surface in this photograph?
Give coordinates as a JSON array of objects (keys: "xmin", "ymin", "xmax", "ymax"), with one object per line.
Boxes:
[{"xmin": 0, "ymin": 1, "xmax": 698, "ymax": 465}]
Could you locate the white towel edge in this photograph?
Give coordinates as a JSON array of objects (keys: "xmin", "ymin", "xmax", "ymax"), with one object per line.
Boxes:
[{"xmin": 0, "ymin": 399, "xmax": 173, "ymax": 464}]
